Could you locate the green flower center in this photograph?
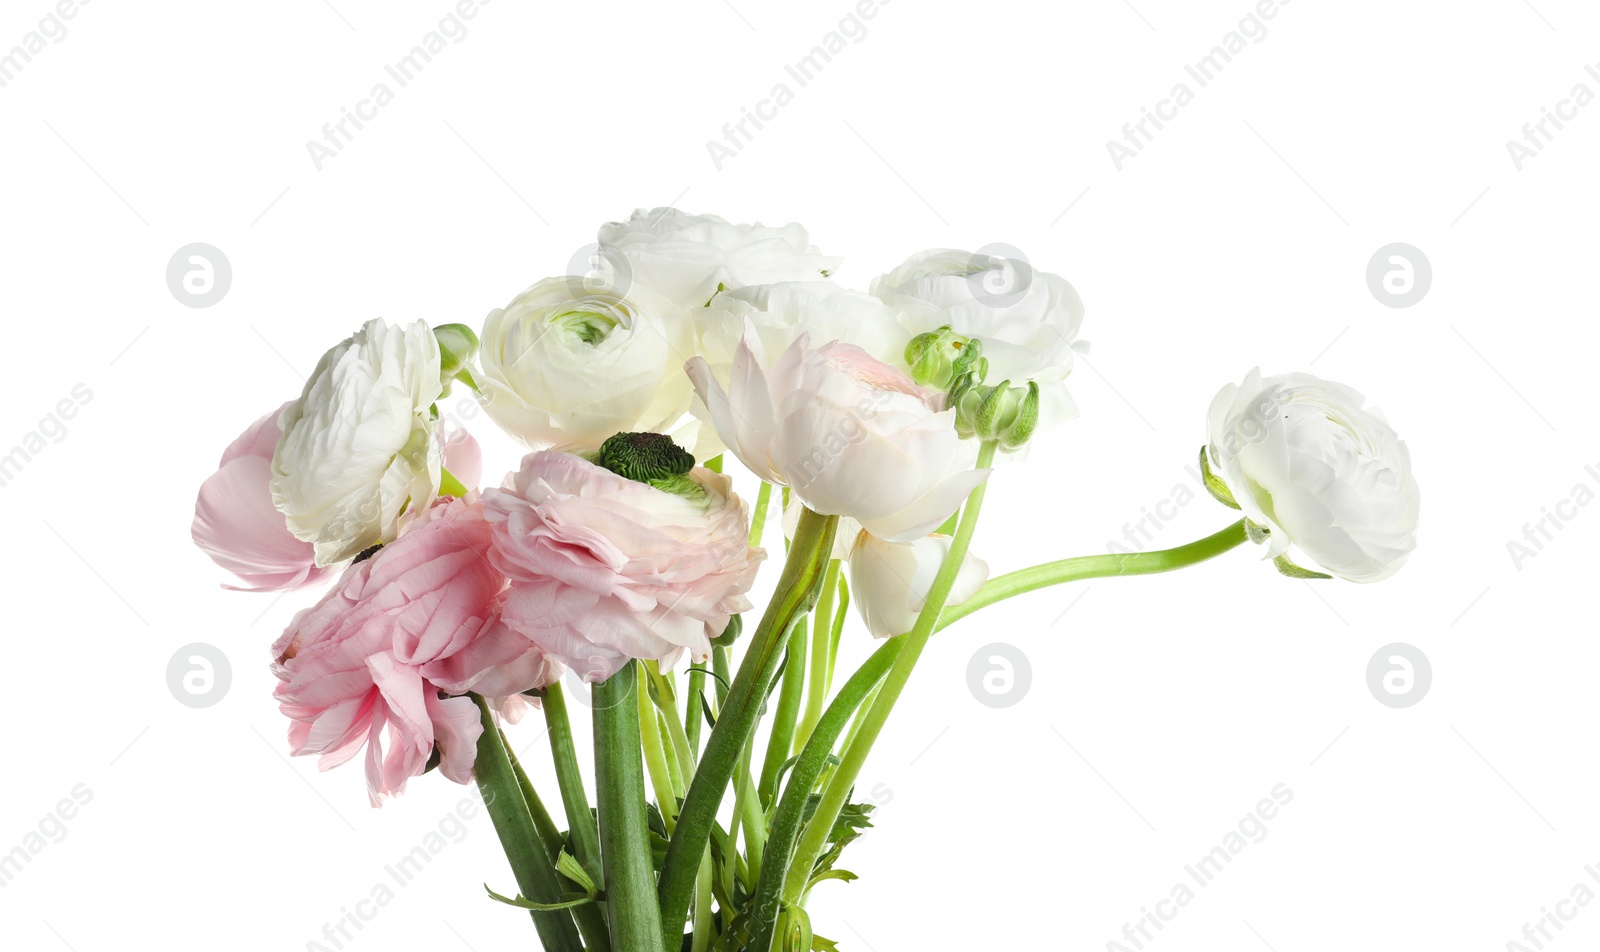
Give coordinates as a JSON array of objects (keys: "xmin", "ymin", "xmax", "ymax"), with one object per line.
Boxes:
[
  {"xmin": 550, "ymin": 306, "xmax": 621, "ymax": 346},
  {"xmin": 597, "ymin": 432, "xmax": 696, "ymax": 484}
]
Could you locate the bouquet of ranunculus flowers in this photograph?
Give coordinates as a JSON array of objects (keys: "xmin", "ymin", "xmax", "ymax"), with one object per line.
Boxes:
[{"xmin": 192, "ymin": 209, "xmax": 1420, "ymax": 951}]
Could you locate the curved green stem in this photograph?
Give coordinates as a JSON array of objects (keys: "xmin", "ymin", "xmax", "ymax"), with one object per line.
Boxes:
[
  {"xmin": 745, "ymin": 637, "xmax": 904, "ymax": 952},
  {"xmin": 657, "ymin": 507, "xmax": 839, "ymax": 949},
  {"xmin": 470, "ymin": 696, "xmax": 584, "ymax": 952},
  {"xmin": 781, "ymin": 441, "xmax": 999, "ymax": 906},
  {"xmin": 594, "ymin": 664, "xmax": 667, "ymax": 952},
  {"xmin": 936, "ymin": 518, "xmax": 1250, "ymax": 631}
]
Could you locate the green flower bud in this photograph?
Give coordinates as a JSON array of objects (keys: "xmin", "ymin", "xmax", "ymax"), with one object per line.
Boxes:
[
  {"xmin": 905, "ymin": 325, "xmax": 970, "ymax": 390},
  {"xmin": 955, "ymin": 378, "xmax": 1040, "ymax": 449},
  {"xmin": 1000, "ymin": 380, "xmax": 1040, "ymax": 451},
  {"xmin": 433, "ymin": 323, "xmax": 480, "ymax": 390}
]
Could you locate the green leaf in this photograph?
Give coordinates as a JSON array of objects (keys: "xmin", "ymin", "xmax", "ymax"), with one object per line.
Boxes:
[
  {"xmin": 555, "ymin": 850, "xmax": 597, "ymax": 897},
  {"xmin": 484, "ymin": 883, "xmax": 596, "ymax": 911},
  {"xmin": 807, "ymin": 869, "xmax": 859, "ymax": 889},
  {"xmin": 1199, "ymin": 446, "xmax": 1241, "ymax": 510},
  {"xmin": 1273, "ymin": 553, "xmax": 1333, "ymax": 579}
]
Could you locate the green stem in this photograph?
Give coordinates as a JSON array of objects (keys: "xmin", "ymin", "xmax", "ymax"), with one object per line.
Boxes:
[
  {"xmin": 505, "ymin": 740, "xmax": 566, "ymax": 863},
  {"xmin": 690, "ymin": 849, "xmax": 715, "ymax": 952},
  {"xmin": 684, "ymin": 661, "xmax": 708, "ymax": 757},
  {"xmin": 638, "ymin": 672, "xmax": 680, "ymax": 830},
  {"xmin": 594, "ymin": 664, "xmax": 667, "ymax": 952},
  {"xmin": 657, "ymin": 507, "xmax": 839, "ymax": 949},
  {"xmin": 519, "ymin": 713, "xmax": 614, "ymax": 952},
  {"xmin": 759, "ymin": 617, "xmax": 809, "ymax": 806},
  {"xmin": 647, "ymin": 662, "xmax": 697, "ymax": 777},
  {"xmin": 936, "ymin": 518, "xmax": 1251, "ymax": 630},
  {"xmin": 750, "ymin": 481, "xmax": 774, "ymax": 548},
  {"xmin": 746, "ymin": 638, "xmax": 905, "ymax": 952},
  {"xmin": 794, "ymin": 559, "xmax": 842, "ymax": 754},
  {"xmin": 542, "ymin": 683, "xmax": 604, "ymax": 885},
  {"xmin": 470, "ymin": 696, "xmax": 584, "ymax": 952},
  {"xmin": 782, "ymin": 441, "xmax": 999, "ymax": 906}
]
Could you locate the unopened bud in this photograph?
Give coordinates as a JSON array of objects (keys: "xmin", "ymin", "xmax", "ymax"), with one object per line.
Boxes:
[{"xmin": 434, "ymin": 323, "xmax": 480, "ymax": 391}]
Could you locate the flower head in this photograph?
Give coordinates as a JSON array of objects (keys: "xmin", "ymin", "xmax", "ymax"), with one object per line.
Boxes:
[
  {"xmin": 1206, "ymin": 369, "xmax": 1420, "ymax": 582},
  {"xmin": 271, "ymin": 318, "xmax": 443, "ymax": 566},
  {"xmin": 271, "ymin": 496, "xmax": 558, "ymax": 804},
  {"xmin": 687, "ymin": 324, "xmax": 989, "ymax": 543},
  {"xmin": 477, "ymin": 278, "xmax": 691, "ymax": 447},
  {"xmin": 598, "ymin": 208, "xmax": 840, "ymax": 308},
  {"xmin": 484, "ymin": 448, "xmax": 764, "ymax": 682}
]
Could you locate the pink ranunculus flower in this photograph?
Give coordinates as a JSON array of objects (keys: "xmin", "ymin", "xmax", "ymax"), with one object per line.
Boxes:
[
  {"xmin": 271, "ymin": 495, "xmax": 559, "ymax": 804},
  {"xmin": 483, "ymin": 448, "xmax": 765, "ymax": 683},
  {"xmin": 686, "ymin": 322, "xmax": 991, "ymax": 543},
  {"xmin": 192, "ymin": 403, "xmax": 331, "ymax": 592}
]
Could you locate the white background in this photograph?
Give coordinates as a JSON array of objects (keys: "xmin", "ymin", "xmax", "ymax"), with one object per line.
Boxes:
[{"xmin": 2, "ymin": 0, "xmax": 1596, "ymax": 949}]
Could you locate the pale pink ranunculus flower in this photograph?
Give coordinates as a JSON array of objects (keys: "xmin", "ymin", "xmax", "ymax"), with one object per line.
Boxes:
[
  {"xmin": 271, "ymin": 496, "xmax": 559, "ymax": 804},
  {"xmin": 483, "ymin": 450, "xmax": 765, "ymax": 683},
  {"xmin": 192, "ymin": 403, "xmax": 331, "ymax": 592},
  {"xmin": 686, "ymin": 322, "xmax": 991, "ymax": 543}
]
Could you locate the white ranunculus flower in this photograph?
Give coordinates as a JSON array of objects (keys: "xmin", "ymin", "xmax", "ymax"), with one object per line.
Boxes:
[
  {"xmin": 1206, "ymin": 369, "xmax": 1420, "ymax": 583},
  {"xmin": 872, "ymin": 248, "xmax": 1087, "ymax": 427},
  {"xmin": 477, "ymin": 277, "xmax": 692, "ymax": 448},
  {"xmin": 271, "ymin": 318, "xmax": 443, "ymax": 566},
  {"xmin": 597, "ymin": 208, "xmax": 841, "ymax": 309},
  {"xmin": 848, "ymin": 532, "xmax": 990, "ymax": 639},
  {"xmin": 700, "ymin": 281, "xmax": 911, "ymax": 374},
  {"xmin": 686, "ymin": 322, "xmax": 990, "ymax": 543}
]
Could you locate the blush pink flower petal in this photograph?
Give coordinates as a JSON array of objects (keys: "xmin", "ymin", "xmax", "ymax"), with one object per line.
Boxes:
[
  {"xmin": 484, "ymin": 450, "xmax": 765, "ymax": 683},
  {"xmin": 192, "ymin": 404, "xmax": 330, "ymax": 591},
  {"xmin": 271, "ymin": 496, "xmax": 557, "ymax": 804}
]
